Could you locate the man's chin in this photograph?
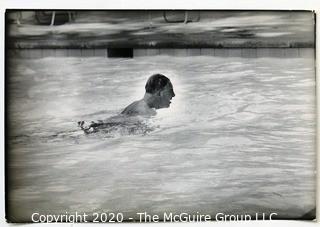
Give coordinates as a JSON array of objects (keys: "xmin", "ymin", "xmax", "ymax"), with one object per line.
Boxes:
[
  {"xmin": 156, "ymin": 105, "xmax": 170, "ymax": 109},
  {"xmin": 156, "ymin": 102, "xmax": 172, "ymax": 109}
]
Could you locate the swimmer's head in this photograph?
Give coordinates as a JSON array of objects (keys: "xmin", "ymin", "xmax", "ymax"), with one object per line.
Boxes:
[{"xmin": 145, "ymin": 74, "xmax": 175, "ymax": 109}]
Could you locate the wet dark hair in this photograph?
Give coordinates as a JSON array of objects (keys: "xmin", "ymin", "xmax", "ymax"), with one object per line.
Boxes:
[{"xmin": 145, "ymin": 74, "xmax": 171, "ymax": 94}]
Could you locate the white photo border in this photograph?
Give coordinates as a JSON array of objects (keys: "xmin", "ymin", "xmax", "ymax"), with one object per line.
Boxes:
[{"xmin": 1, "ymin": 0, "xmax": 319, "ymax": 226}]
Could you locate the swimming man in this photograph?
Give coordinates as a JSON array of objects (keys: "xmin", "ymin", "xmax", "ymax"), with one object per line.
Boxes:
[{"xmin": 78, "ymin": 73, "xmax": 175, "ymax": 133}]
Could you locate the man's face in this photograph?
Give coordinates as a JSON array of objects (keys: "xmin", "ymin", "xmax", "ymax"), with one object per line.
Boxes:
[{"xmin": 157, "ymin": 82, "xmax": 175, "ymax": 108}]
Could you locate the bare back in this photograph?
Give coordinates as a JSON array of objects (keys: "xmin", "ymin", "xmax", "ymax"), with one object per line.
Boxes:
[{"xmin": 121, "ymin": 100, "xmax": 156, "ymax": 116}]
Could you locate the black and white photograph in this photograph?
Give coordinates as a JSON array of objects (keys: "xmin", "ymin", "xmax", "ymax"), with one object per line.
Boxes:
[{"xmin": 5, "ymin": 10, "xmax": 316, "ymax": 223}]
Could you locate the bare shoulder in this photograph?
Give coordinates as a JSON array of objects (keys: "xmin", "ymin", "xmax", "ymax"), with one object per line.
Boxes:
[
  {"xmin": 121, "ymin": 101, "xmax": 140, "ymax": 114},
  {"xmin": 121, "ymin": 100, "xmax": 156, "ymax": 116}
]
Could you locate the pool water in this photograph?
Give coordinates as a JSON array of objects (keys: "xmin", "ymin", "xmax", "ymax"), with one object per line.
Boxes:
[{"xmin": 7, "ymin": 55, "xmax": 316, "ymax": 221}]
